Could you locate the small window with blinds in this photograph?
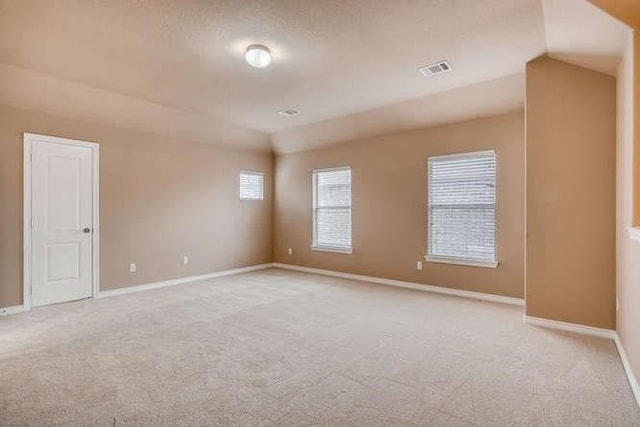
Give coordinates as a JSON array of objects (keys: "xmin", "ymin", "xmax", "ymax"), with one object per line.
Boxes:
[
  {"xmin": 239, "ymin": 171, "xmax": 264, "ymax": 200},
  {"xmin": 427, "ymin": 150, "xmax": 497, "ymax": 268},
  {"xmin": 312, "ymin": 166, "xmax": 352, "ymax": 253}
]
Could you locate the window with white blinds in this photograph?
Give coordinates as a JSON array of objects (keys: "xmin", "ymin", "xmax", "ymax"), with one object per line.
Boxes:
[
  {"xmin": 427, "ymin": 150, "xmax": 497, "ymax": 267},
  {"xmin": 312, "ymin": 167, "xmax": 352, "ymax": 253},
  {"xmin": 239, "ymin": 171, "xmax": 264, "ymax": 200}
]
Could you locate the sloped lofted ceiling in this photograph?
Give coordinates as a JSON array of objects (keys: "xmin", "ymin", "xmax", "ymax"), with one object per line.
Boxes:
[
  {"xmin": 0, "ymin": 0, "xmax": 629, "ymax": 153},
  {"xmin": 544, "ymin": 0, "xmax": 629, "ymax": 76}
]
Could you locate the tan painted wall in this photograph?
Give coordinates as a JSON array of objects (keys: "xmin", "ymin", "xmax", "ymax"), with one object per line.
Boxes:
[
  {"xmin": 525, "ymin": 57, "xmax": 616, "ymax": 329},
  {"xmin": 274, "ymin": 112, "xmax": 525, "ymax": 298},
  {"xmin": 0, "ymin": 104, "xmax": 273, "ymax": 308}
]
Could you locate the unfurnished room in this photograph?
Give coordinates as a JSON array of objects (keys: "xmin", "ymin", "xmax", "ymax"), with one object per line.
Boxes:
[{"xmin": 1, "ymin": 0, "xmax": 640, "ymax": 425}]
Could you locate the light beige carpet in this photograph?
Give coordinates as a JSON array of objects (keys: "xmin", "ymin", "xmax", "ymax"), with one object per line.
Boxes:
[{"xmin": 1, "ymin": 268, "xmax": 638, "ymax": 426}]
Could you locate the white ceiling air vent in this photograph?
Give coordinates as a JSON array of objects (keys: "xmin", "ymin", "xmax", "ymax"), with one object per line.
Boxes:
[
  {"xmin": 417, "ymin": 60, "xmax": 452, "ymax": 77},
  {"xmin": 277, "ymin": 108, "xmax": 301, "ymax": 117}
]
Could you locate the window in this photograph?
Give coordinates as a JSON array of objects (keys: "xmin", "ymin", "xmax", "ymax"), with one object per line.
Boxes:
[
  {"xmin": 427, "ymin": 150, "xmax": 497, "ymax": 267},
  {"xmin": 312, "ymin": 166, "xmax": 352, "ymax": 253},
  {"xmin": 239, "ymin": 171, "xmax": 264, "ymax": 200}
]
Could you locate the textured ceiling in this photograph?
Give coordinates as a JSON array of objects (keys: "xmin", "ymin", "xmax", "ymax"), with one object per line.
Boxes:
[
  {"xmin": 272, "ymin": 73, "xmax": 525, "ymax": 154},
  {"xmin": 0, "ymin": 0, "xmax": 629, "ymax": 152}
]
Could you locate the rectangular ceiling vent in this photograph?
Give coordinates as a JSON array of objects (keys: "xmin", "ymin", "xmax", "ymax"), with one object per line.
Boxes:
[
  {"xmin": 277, "ymin": 108, "xmax": 301, "ymax": 117},
  {"xmin": 418, "ymin": 60, "xmax": 452, "ymax": 77}
]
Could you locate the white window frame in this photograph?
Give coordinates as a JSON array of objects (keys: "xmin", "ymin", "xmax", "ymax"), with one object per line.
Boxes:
[
  {"xmin": 426, "ymin": 150, "xmax": 498, "ymax": 268},
  {"xmin": 239, "ymin": 170, "xmax": 264, "ymax": 201},
  {"xmin": 311, "ymin": 166, "xmax": 353, "ymax": 254}
]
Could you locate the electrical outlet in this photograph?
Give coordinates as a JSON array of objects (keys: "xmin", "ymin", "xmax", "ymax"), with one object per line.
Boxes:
[
  {"xmin": 182, "ymin": 256, "xmax": 189, "ymax": 265},
  {"xmin": 417, "ymin": 261, "xmax": 423, "ymax": 270},
  {"xmin": 129, "ymin": 263, "xmax": 136, "ymax": 273},
  {"xmin": 288, "ymin": 248, "xmax": 292, "ymax": 255}
]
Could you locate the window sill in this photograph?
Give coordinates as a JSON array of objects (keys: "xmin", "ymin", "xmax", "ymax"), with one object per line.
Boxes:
[
  {"xmin": 425, "ymin": 256, "xmax": 498, "ymax": 269},
  {"xmin": 628, "ymin": 227, "xmax": 640, "ymax": 242},
  {"xmin": 311, "ymin": 245, "xmax": 353, "ymax": 254}
]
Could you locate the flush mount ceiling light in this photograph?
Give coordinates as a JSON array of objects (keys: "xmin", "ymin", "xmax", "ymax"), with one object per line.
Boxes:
[{"xmin": 245, "ymin": 45, "xmax": 271, "ymax": 68}]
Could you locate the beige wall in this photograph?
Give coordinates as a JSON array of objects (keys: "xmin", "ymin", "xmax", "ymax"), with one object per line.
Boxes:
[
  {"xmin": 274, "ymin": 112, "xmax": 525, "ymax": 298},
  {"xmin": 617, "ymin": 30, "xmax": 640, "ymax": 391},
  {"xmin": 525, "ymin": 57, "xmax": 616, "ymax": 329},
  {"xmin": 0, "ymin": 104, "xmax": 273, "ymax": 308}
]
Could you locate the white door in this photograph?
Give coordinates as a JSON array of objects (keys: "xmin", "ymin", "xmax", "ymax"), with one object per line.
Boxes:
[{"xmin": 30, "ymin": 139, "xmax": 94, "ymax": 307}]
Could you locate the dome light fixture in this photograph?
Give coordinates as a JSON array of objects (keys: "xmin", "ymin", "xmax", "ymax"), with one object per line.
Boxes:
[{"xmin": 245, "ymin": 45, "xmax": 272, "ymax": 68}]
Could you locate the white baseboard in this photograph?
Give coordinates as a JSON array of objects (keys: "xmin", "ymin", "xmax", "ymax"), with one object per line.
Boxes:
[
  {"xmin": 98, "ymin": 263, "xmax": 273, "ymax": 298},
  {"xmin": 272, "ymin": 263, "xmax": 524, "ymax": 306},
  {"xmin": 615, "ymin": 334, "xmax": 640, "ymax": 407},
  {"xmin": 0, "ymin": 305, "xmax": 26, "ymax": 316},
  {"xmin": 523, "ymin": 315, "xmax": 616, "ymax": 339}
]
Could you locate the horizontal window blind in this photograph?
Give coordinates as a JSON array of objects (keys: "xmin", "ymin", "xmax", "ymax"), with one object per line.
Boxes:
[
  {"xmin": 239, "ymin": 171, "xmax": 264, "ymax": 200},
  {"xmin": 428, "ymin": 151, "xmax": 496, "ymax": 263},
  {"xmin": 313, "ymin": 167, "xmax": 352, "ymax": 250}
]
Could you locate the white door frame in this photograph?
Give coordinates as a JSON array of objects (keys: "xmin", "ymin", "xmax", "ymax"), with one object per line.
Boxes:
[{"xmin": 23, "ymin": 133, "xmax": 100, "ymax": 311}]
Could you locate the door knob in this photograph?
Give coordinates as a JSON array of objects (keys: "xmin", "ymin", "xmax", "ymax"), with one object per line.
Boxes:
[{"xmin": 83, "ymin": 227, "xmax": 92, "ymax": 233}]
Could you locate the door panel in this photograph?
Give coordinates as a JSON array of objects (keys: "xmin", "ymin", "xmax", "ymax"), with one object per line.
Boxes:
[
  {"xmin": 47, "ymin": 156, "xmax": 81, "ymax": 232},
  {"xmin": 31, "ymin": 140, "xmax": 93, "ymax": 307},
  {"xmin": 47, "ymin": 243, "xmax": 81, "ymax": 281}
]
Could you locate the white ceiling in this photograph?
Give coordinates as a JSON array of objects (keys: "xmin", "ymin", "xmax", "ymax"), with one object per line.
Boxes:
[
  {"xmin": 0, "ymin": 0, "xmax": 629, "ymax": 153},
  {"xmin": 544, "ymin": 0, "xmax": 629, "ymax": 75},
  {"xmin": 272, "ymin": 73, "xmax": 525, "ymax": 154}
]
